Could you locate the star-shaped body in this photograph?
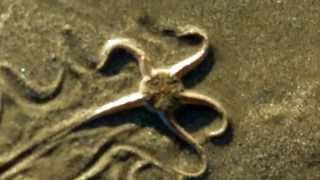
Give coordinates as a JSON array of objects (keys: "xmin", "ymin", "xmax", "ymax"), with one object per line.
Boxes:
[
  {"xmin": 0, "ymin": 26, "xmax": 228, "ymax": 180},
  {"xmin": 89, "ymin": 26, "xmax": 229, "ymax": 178}
]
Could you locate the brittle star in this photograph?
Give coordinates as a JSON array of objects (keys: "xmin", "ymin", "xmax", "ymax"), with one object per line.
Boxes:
[
  {"xmin": 0, "ymin": 26, "xmax": 228, "ymax": 180},
  {"xmin": 89, "ymin": 26, "xmax": 229, "ymax": 178}
]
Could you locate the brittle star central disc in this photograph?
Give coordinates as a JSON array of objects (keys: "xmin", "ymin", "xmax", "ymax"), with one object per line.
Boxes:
[{"xmin": 140, "ymin": 71, "xmax": 184, "ymax": 111}]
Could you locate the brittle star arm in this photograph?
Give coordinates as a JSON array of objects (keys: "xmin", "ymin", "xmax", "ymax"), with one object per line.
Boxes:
[
  {"xmin": 98, "ymin": 38, "xmax": 153, "ymax": 77},
  {"xmin": 169, "ymin": 26, "xmax": 209, "ymax": 78},
  {"xmin": 92, "ymin": 92, "xmax": 146, "ymax": 119},
  {"xmin": 158, "ymin": 112, "xmax": 207, "ymax": 177},
  {"xmin": 179, "ymin": 91, "xmax": 228, "ymax": 140}
]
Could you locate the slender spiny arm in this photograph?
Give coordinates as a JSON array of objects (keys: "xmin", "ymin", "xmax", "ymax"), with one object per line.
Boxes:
[
  {"xmin": 179, "ymin": 91, "xmax": 228, "ymax": 139},
  {"xmin": 169, "ymin": 26, "xmax": 209, "ymax": 78},
  {"xmin": 98, "ymin": 38, "xmax": 153, "ymax": 77},
  {"xmin": 92, "ymin": 92, "xmax": 146, "ymax": 119},
  {"xmin": 158, "ymin": 112, "xmax": 207, "ymax": 177}
]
